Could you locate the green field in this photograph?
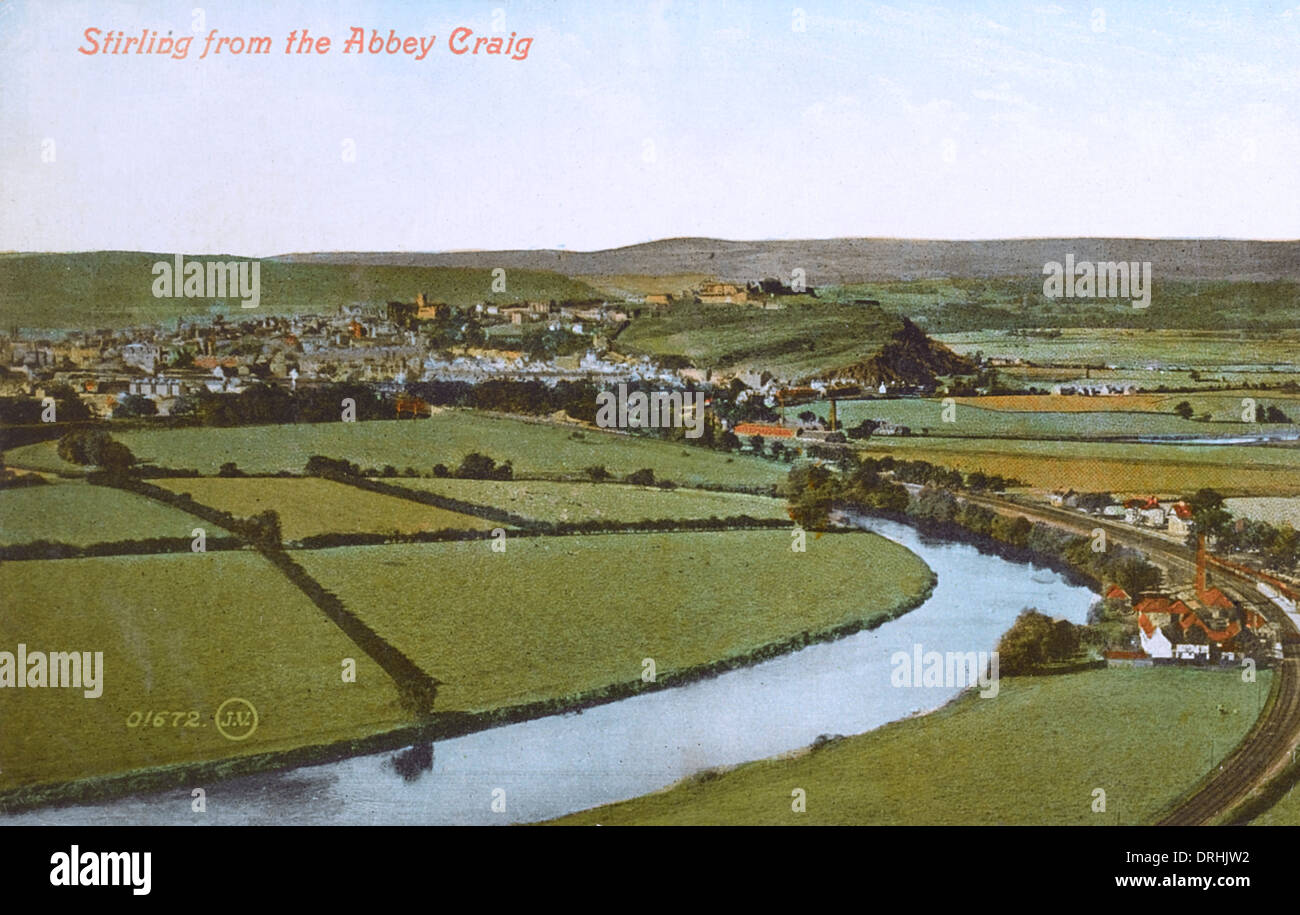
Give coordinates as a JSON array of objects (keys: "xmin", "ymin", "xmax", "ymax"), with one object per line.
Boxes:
[
  {"xmin": 1224, "ymin": 497, "xmax": 1300, "ymax": 528},
  {"xmin": 0, "ymin": 552, "xmax": 411, "ymax": 793},
  {"xmin": 808, "ymin": 397, "xmax": 1291, "ymax": 440},
  {"xmin": 550, "ymin": 668, "xmax": 1270, "ymax": 825},
  {"xmin": 0, "ymin": 252, "xmax": 608, "ymax": 331},
  {"xmin": 297, "ymin": 530, "xmax": 934, "ymax": 713},
  {"xmin": 853, "ymin": 435, "xmax": 1300, "ymax": 496},
  {"xmin": 935, "ymin": 328, "xmax": 1300, "ymax": 371},
  {"xmin": 0, "ymin": 481, "xmax": 201, "ymax": 545},
  {"xmin": 153, "ymin": 477, "xmax": 495, "ymax": 540},
  {"xmin": 822, "ymin": 279, "xmax": 1300, "ymax": 333},
  {"xmin": 4, "ymin": 412, "xmax": 785, "ymax": 487},
  {"xmin": 616, "ymin": 301, "xmax": 900, "ymax": 376},
  {"xmin": 385, "ymin": 478, "xmax": 788, "ymax": 524}
]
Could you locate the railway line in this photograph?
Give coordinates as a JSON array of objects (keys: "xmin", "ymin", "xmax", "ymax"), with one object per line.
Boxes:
[{"xmin": 960, "ymin": 492, "xmax": 1300, "ymax": 825}]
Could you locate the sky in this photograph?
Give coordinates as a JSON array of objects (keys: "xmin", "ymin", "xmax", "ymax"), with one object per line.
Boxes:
[{"xmin": 1, "ymin": 0, "xmax": 1298, "ymax": 255}]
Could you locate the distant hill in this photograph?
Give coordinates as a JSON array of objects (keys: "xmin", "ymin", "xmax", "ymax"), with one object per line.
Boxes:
[
  {"xmin": 0, "ymin": 252, "xmax": 606, "ymax": 331},
  {"xmin": 273, "ymin": 237, "xmax": 1300, "ymax": 284},
  {"xmin": 822, "ymin": 317, "xmax": 976, "ymax": 387}
]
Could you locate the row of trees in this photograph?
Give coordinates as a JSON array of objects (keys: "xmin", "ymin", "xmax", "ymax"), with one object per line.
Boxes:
[
  {"xmin": 1184, "ymin": 488, "xmax": 1299, "ymax": 574},
  {"xmin": 782, "ymin": 461, "xmax": 1162, "ymax": 596}
]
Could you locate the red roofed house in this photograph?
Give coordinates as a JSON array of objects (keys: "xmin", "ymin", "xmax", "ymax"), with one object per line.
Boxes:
[
  {"xmin": 732, "ymin": 423, "xmax": 796, "ymax": 439},
  {"xmin": 1137, "ymin": 613, "xmax": 1173, "ymax": 659},
  {"xmin": 1105, "ymin": 649, "xmax": 1152, "ymax": 668},
  {"xmin": 1134, "ymin": 596, "xmax": 1176, "ymax": 627},
  {"xmin": 1179, "ymin": 611, "xmax": 1241, "ymax": 643},
  {"xmin": 1104, "ymin": 584, "xmax": 1130, "ymax": 603},
  {"xmin": 1167, "ymin": 501, "xmax": 1195, "ymax": 537},
  {"xmin": 1198, "ymin": 588, "xmax": 1235, "ymax": 611}
]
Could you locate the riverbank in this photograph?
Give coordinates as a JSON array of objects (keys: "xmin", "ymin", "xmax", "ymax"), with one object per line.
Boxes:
[
  {"xmin": 1, "ymin": 515, "xmax": 1095, "ymax": 825},
  {"xmin": 546, "ymin": 667, "xmax": 1272, "ymax": 826},
  {"xmin": 0, "ymin": 529, "xmax": 934, "ymax": 815}
]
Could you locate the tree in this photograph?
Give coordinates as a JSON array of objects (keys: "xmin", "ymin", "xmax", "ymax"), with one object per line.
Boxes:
[
  {"xmin": 456, "ymin": 452, "xmax": 500, "ymax": 480},
  {"xmin": 1265, "ymin": 405, "xmax": 1293, "ymax": 424},
  {"xmin": 906, "ymin": 486, "xmax": 958, "ymax": 524},
  {"xmin": 57, "ymin": 428, "xmax": 113, "ymax": 465},
  {"xmin": 585, "ymin": 465, "xmax": 611, "ymax": 482},
  {"xmin": 218, "ymin": 462, "xmax": 245, "ymax": 477},
  {"xmin": 625, "ymin": 468, "xmax": 656, "ymax": 486},
  {"xmin": 1173, "ymin": 401, "xmax": 1194, "ymax": 420},
  {"xmin": 98, "ymin": 440, "xmax": 136, "ymax": 475},
  {"xmin": 114, "ymin": 394, "xmax": 157, "ymax": 418},
  {"xmin": 996, "ymin": 609, "xmax": 1056, "ymax": 674},
  {"xmin": 748, "ymin": 435, "xmax": 765, "ymax": 455}
]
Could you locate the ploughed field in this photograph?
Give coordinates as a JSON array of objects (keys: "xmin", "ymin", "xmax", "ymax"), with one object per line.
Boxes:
[
  {"xmin": 852, "ymin": 436, "xmax": 1300, "ymax": 497},
  {"xmin": 549, "ymin": 668, "xmax": 1270, "ymax": 826}
]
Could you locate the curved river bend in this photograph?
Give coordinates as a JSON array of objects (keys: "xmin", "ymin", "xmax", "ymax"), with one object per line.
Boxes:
[{"xmin": 3, "ymin": 515, "xmax": 1096, "ymax": 825}]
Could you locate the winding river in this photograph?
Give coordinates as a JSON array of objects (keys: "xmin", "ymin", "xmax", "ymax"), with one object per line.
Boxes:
[{"xmin": 3, "ymin": 515, "xmax": 1097, "ymax": 825}]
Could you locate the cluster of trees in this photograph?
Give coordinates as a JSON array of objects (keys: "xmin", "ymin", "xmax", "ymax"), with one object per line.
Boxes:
[
  {"xmin": 56, "ymin": 428, "xmax": 135, "ymax": 473},
  {"xmin": 996, "ymin": 610, "xmax": 1084, "ymax": 675},
  {"xmin": 781, "ymin": 456, "xmax": 1024, "ymax": 532},
  {"xmin": 1185, "ymin": 488, "xmax": 1299, "ymax": 573},
  {"xmin": 406, "ymin": 379, "xmax": 600, "ymax": 423},
  {"xmin": 782, "ymin": 460, "xmax": 1162, "ymax": 595},
  {"xmin": 180, "ymin": 383, "xmax": 390, "ymax": 427},
  {"xmin": 0, "ymin": 388, "xmax": 91, "ymax": 425},
  {"xmin": 1173, "ymin": 400, "xmax": 1293, "ymax": 423},
  {"xmin": 431, "ymin": 453, "xmax": 514, "ymax": 481}
]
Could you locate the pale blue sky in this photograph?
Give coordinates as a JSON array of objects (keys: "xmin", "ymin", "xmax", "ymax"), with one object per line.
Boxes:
[{"xmin": 1, "ymin": 0, "xmax": 1297, "ymax": 254}]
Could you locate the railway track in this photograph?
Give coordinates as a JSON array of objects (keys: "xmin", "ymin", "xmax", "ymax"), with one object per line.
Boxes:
[{"xmin": 961, "ymin": 493, "xmax": 1300, "ymax": 825}]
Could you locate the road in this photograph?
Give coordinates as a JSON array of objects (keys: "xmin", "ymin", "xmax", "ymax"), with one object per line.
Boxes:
[{"xmin": 961, "ymin": 492, "xmax": 1300, "ymax": 826}]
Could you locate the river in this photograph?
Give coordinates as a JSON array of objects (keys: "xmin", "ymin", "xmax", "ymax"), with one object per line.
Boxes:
[{"xmin": 2, "ymin": 515, "xmax": 1097, "ymax": 825}]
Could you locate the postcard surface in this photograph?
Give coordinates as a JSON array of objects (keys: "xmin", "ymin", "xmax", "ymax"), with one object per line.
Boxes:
[{"xmin": 1, "ymin": 1, "xmax": 1298, "ymax": 842}]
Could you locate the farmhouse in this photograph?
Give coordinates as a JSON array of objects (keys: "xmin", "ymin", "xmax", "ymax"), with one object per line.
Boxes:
[
  {"xmin": 1137, "ymin": 614, "xmax": 1173, "ymax": 660},
  {"xmin": 696, "ymin": 282, "xmax": 747, "ymax": 304},
  {"xmin": 732, "ymin": 422, "xmax": 795, "ymax": 439},
  {"xmin": 1167, "ymin": 502, "xmax": 1194, "ymax": 537}
]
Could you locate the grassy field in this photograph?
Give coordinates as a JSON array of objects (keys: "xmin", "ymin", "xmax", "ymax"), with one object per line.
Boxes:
[
  {"xmin": 549, "ymin": 668, "xmax": 1270, "ymax": 825},
  {"xmin": 808, "ymin": 397, "xmax": 1290, "ymax": 439},
  {"xmin": 4, "ymin": 412, "xmax": 785, "ymax": 487},
  {"xmin": 935, "ymin": 328, "xmax": 1300, "ymax": 370},
  {"xmin": 0, "ymin": 252, "xmax": 607, "ymax": 330},
  {"xmin": 616, "ymin": 301, "xmax": 900, "ymax": 376},
  {"xmin": 1224, "ymin": 497, "xmax": 1300, "ymax": 528},
  {"xmin": 820, "ymin": 279, "xmax": 1300, "ymax": 334},
  {"xmin": 0, "ymin": 481, "xmax": 202, "ymax": 545},
  {"xmin": 854, "ymin": 436, "xmax": 1300, "ymax": 496},
  {"xmin": 384, "ymin": 478, "xmax": 788, "ymax": 524},
  {"xmin": 297, "ymin": 530, "xmax": 934, "ymax": 713},
  {"xmin": 153, "ymin": 477, "xmax": 495, "ymax": 540},
  {"xmin": 0, "ymin": 552, "xmax": 411, "ymax": 794}
]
